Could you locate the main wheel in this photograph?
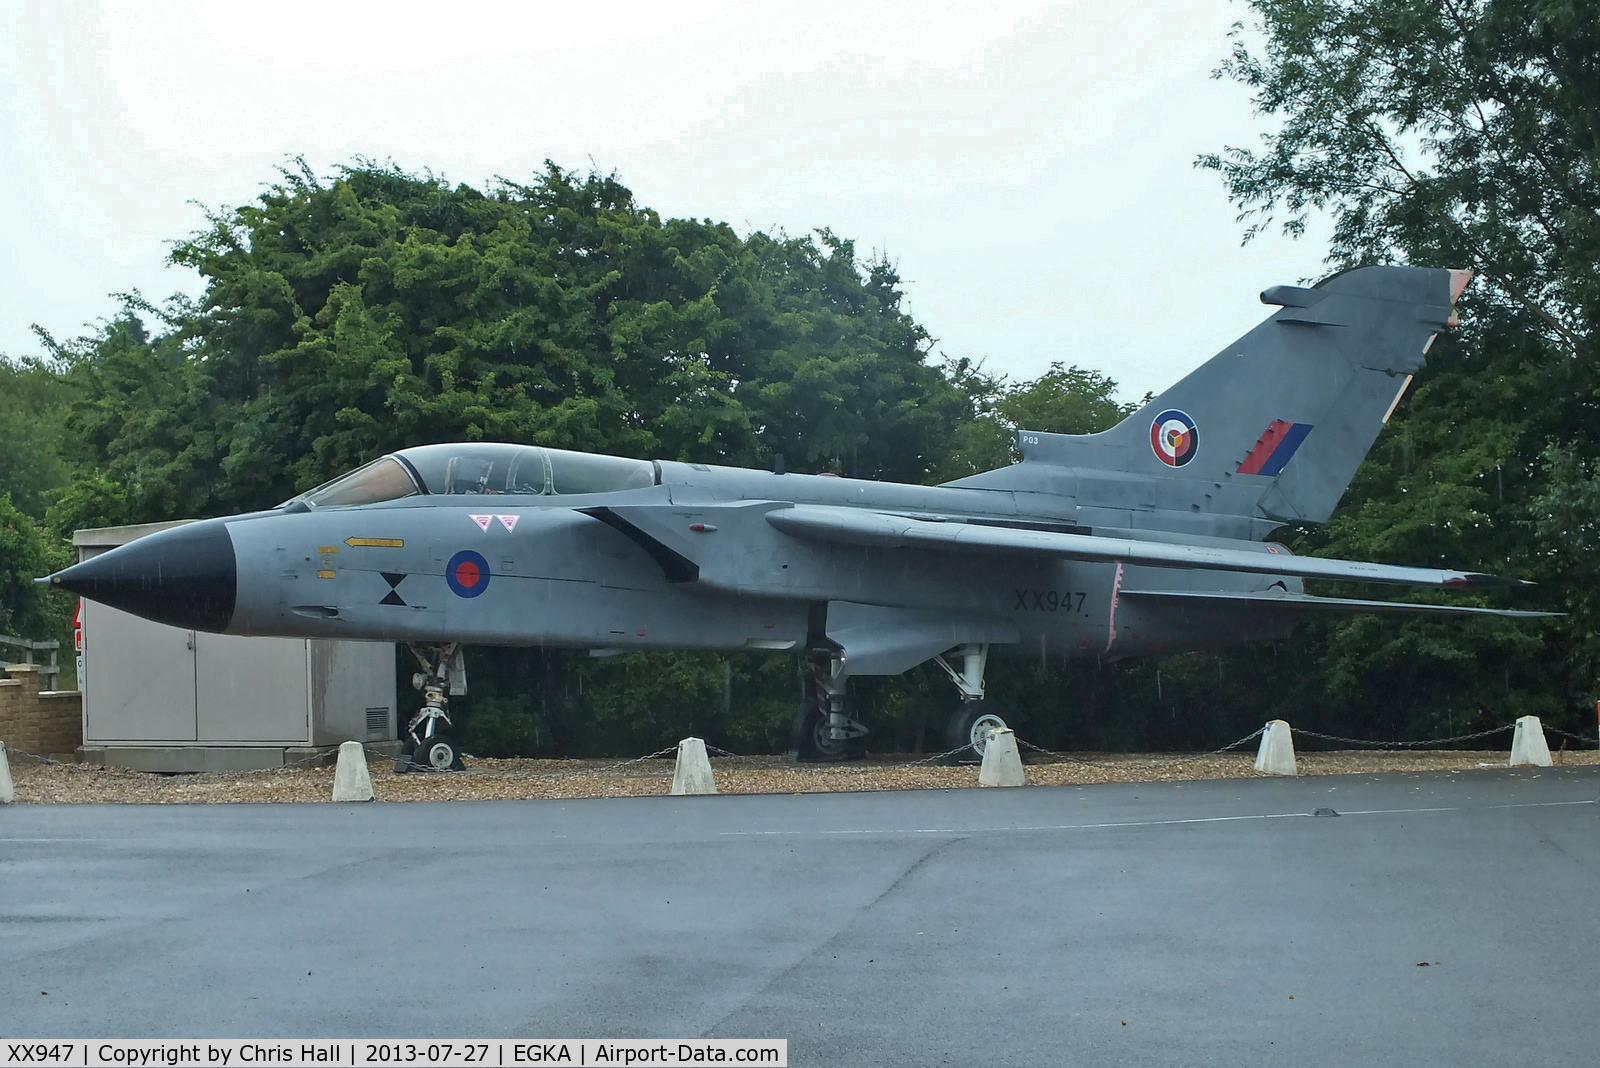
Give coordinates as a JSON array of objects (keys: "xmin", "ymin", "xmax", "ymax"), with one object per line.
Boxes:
[
  {"xmin": 413, "ymin": 732, "xmax": 465, "ymax": 772},
  {"xmin": 946, "ymin": 702, "xmax": 1010, "ymax": 763},
  {"xmin": 791, "ymin": 703, "xmax": 852, "ymax": 763}
]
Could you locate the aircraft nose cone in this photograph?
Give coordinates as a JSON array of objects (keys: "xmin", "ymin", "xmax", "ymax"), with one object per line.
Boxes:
[{"xmin": 46, "ymin": 520, "xmax": 237, "ymax": 632}]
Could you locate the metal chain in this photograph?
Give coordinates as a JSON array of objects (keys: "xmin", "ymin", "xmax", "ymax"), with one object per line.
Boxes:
[
  {"xmin": 1542, "ymin": 725, "xmax": 1600, "ymax": 749},
  {"xmin": 1292, "ymin": 724, "xmax": 1514, "ymax": 749},
  {"xmin": 1016, "ymin": 725, "xmax": 1266, "ymax": 771},
  {"xmin": 880, "ymin": 745, "xmax": 982, "ymax": 769},
  {"xmin": 2, "ymin": 746, "xmax": 93, "ymax": 769},
  {"xmin": 702, "ymin": 743, "xmax": 766, "ymax": 764}
]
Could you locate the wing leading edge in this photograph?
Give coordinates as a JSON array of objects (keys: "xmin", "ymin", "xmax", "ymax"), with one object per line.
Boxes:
[{"xmin": 765, "ymin": 505, "xmax": 1528, "ymax": 590}]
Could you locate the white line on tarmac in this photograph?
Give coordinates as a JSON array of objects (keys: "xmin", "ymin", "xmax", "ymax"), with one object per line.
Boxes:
[
  {"xmin": 0, "ymin": 837, "xmax": 116, "ymax": 842},
  {"xmin": 717, "ymin": 798, "xmax": 1598, "ymax": 837}
]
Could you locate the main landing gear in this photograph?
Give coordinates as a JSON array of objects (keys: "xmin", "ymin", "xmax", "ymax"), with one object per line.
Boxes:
[
  {"xmin": 787, "ymin": 642, "xmax": 1016, "ymax": 764},
  {"xmin": 399, "ymin": 642, "xmax": 467, "ymax": 772},
  {"xmin": 934, "ymin": 643, "xmax": 1014, "ymax": 764},
  {"xmin": 791, "ymin": 650, "xmax": 869, "ymax": 762}
]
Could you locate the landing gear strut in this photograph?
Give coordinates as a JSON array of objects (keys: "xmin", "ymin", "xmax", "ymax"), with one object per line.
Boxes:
[
  {"xmin": 399, "ymin": 642, "xmax": 466, "ymax": 772},
  {"xmin": 934, "ymin": 643, "xmax": 1013, "ymax": 762},
  {"xmin": 791, "ymin": 649, "xmax": 869, "ymax": 762}
]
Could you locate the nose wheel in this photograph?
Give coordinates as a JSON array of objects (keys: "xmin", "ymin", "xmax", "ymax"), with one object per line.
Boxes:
[
  {"xmin": 399, "ymin": 642, "xmax": 467, "ymax": 773},
  {"xmin": 414, "ymin": 732, "xmax": 465, "ymax": 772}
]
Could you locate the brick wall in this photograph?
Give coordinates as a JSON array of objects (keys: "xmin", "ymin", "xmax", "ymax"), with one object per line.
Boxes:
[{"xmin": 0, "ymin": 664, "xmax": 82, "ymax": 758}]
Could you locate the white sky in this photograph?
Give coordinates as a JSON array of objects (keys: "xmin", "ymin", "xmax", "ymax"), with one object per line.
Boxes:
[{"xmin": 0, "ymin": 0, "xmax": 1330, "ymax": 401}]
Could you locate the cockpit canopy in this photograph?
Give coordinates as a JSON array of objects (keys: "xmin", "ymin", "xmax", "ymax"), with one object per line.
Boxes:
[{"xmin": 292, "ymin": 443, "xmax": 657, "ymax": 508}]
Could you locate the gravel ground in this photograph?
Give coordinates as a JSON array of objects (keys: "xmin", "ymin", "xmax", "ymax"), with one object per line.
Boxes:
[{"xmin": 6, "ymin": 746, "xmax": 1596, "ymax": 803}]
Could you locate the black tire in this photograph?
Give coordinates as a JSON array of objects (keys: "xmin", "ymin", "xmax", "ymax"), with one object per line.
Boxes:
[
  {"xmin": 791, "ymin": 703, "xmax": 852, "ymax": 763},
  {"xmin": 413, "ymin": 732, "xmax": 465, "ymax": 772},
  {"xmin": 946, "ymin": 702, "xmax": 1010, "ymax": 764}
]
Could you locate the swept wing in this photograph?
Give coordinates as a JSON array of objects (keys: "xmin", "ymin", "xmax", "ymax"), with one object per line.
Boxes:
[{"xmin": 764, "ymin": 505, "xmax": 1527, "ymax": 590}]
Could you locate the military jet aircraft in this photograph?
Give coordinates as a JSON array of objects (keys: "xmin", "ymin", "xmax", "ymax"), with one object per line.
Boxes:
[{"xmin": 45, "ymin": 265, "xmax": 1551, "ymax": 769}]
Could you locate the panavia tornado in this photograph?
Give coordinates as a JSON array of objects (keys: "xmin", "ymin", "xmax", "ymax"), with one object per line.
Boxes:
[{"xmin": 44, "ymin": 265, "xmax": 1550, "ymax": 768}]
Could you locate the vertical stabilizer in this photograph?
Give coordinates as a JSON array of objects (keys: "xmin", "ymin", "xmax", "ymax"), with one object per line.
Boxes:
[{"xmin": 949, "ymin": 265, "xmax": 1470, "ymax": 531}]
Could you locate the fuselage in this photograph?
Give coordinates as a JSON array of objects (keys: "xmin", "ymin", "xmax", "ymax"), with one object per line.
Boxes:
[{"xmin": 56, "ymin": 442, "xmax": 1297, "ymax": 666}]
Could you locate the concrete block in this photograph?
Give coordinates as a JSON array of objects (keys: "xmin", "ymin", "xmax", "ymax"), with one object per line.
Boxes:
[
  {"xmin": 1510, "ymin": 715, "xmax": 1552, "ymax": 767},
  {"xmin": 332, "ymin": 740, "xmax": 374, "ymax": 802},
  {"xmin": 0, "ymin": 741, "xmax": 13, "ymax": 804},
  {"xmin": 978, "ymin": 729, "xmax": 1025, "ymax": 787},
  {"xmin": 1254, "ymin": 720, "xmax": 1297, "ymax": 776},
  {"xmin": 671, "ymin": 737, "xmax": 717, "ymax": 795}
]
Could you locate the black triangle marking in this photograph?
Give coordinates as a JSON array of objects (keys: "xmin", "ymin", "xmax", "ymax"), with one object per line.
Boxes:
[
  {"xmin": 379, "ymin": 591, "xmax": 407, "ymax": 607},
  {"xmin": 380, "ymin": 572, "xmax": 406, "ymax": 589}
]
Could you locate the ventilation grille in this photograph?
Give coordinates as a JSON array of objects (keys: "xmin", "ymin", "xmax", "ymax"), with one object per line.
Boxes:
[{"xmin": 365, "ymin": 707, "xmax": 391, "ymax": 737}]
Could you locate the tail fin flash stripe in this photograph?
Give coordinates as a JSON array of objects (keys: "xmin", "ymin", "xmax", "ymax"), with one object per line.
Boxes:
[{"xmin": 1238, "ymin": 421, "xmax": 1314, "ymax": 476}]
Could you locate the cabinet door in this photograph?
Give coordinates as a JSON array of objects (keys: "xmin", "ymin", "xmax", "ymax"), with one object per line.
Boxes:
[
  {"xmin": 81, "ymin": 601, "xmax": 198, "ymax": 743},
  {"xmin": 194, "ymin": 634, "xmax": 311, "ymax": 743}
]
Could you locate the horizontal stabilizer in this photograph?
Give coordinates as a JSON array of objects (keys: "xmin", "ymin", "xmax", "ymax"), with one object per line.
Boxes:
[
  {"xmin": 1120, "ymin": 588, "xmax": 1560, "ymax": 619},
  {"xmin": 766, "ymin": 505, "xmax": 1529, "ymax": 590}
]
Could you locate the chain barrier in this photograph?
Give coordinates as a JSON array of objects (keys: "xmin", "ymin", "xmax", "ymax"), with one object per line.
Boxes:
[
  {"xmin": 9, "ymin": 716, "xmax": 1599, "ymax": 790},
  {"xmin": 1542, "ymin": 725, "xmax": 1600, "ymax": 749},
  {"xmin": 3, "ymin": 746, "xmax": 88, "ymax": 769},
  {"xmin": 881, "ymin": 745, "xmax": 982, "ymax": 769},
  {"xmin": 1016, "ymin": 725, "xmax": 1267, "ymax": 772},
  {"xmin": 1291, "ymin": 724, "xmax": 1514, "ymax": 749}
]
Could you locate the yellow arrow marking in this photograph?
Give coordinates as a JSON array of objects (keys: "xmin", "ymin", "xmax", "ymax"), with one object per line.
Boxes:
[{"xmin": 345, "ymin": 537, "xmax": 404, "ymax": 548}]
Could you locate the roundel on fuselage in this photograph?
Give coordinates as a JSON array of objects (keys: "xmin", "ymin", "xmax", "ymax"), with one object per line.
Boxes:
[{"xmin": 446, "ymin": 549, "xmax": 491, "ymax": 598}]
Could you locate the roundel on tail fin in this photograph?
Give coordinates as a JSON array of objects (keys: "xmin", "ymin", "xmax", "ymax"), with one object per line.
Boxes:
[{"xmin": 1150, "ymin": 409, "xmax": 1199, "ymax": 467}]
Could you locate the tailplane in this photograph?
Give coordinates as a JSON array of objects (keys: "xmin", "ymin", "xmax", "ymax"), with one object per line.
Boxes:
[{"xmin": 948, "ymin": 265, "xmax": 1471, "ymax": 537}]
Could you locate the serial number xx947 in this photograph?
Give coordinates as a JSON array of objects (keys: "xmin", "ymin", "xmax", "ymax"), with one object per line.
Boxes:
[{"xmin": 1014, "ymin": 589, "xmax": 1088, "ymax": 613}]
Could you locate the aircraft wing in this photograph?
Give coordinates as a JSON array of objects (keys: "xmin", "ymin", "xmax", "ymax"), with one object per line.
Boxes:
[
  {"xmin": 765, "ymin": 505, "xmax": 1528, "ymax": 590},
  {"xmin": 1118, "ymin": 588, "xmax": 1559, "ymax": 619}
]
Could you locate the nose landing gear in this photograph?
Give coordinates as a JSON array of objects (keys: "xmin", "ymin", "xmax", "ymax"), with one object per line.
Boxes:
[{"xmin": 399, "ymin": 642, "xmax": 467, "ymax": 772}]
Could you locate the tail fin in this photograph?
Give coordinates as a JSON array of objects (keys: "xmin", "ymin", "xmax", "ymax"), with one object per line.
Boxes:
[{"xmin": 949, "ymin": 265, "xmax": 1471, "ymax": 536}]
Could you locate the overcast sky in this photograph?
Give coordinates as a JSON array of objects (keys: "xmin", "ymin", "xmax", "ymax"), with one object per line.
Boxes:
[{"xmin": 1, "ymin": 0, "xmax": 1330, "ymax": 401}]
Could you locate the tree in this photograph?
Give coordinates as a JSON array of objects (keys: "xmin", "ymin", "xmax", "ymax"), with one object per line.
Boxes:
[
  {"xmin": 0, "ymin": 494, "xmax": 69, "ymax": 641},
  {"xmin": 933, "ymin": 361, "xmax": 1138, "ymax": 482},
  {"xmin": 47, "ymin": 160, "xmax": 986, "ymax": 755},
  {"xmin": 50, "ymin": 160, "xmax": 968, "ymax": 520},
  {"xmin": 0, "ymin": 356, "xmax": 72, "ymax": 519},
  {"xmin": 1197, "ymin": 0, "xmax": 1598, "ymax": 736}
]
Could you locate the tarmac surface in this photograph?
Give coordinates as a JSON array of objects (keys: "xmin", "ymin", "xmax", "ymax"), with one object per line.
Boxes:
[{"xmin": 3, "ymin": 768, "xmax": 1598, "ymax": 1065}]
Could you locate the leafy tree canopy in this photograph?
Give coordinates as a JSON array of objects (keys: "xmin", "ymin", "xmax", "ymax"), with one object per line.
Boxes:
[
  {"xmin": 1199, "ymin": 0, "xmax": 1597, "ymax": 734},
  {"xmin": 0, "ymin": 357, "xmax": 72, "ymax": 520},
  {"xmin": 934, "ymin": 361, "xmax": 1140, "ymax": 482},
  {"xmin": 50, "ymin": 161, "xmax": 973, "ymax": 520}
]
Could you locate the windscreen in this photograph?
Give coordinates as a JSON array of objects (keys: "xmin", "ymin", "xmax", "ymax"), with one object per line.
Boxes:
[
  {"xmin": 298, "ymin": 457, "xmax": 422, "ymax": 508},
  {"xmin": 393, "ymin": 443, "xmax": 655, "ymax": 496}
]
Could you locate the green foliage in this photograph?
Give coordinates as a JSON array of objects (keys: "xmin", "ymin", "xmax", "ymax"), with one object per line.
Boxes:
[
  {"xmin": 41, "ymin": 159, "xmax": 998, "ymax": 754},
  {"xmin": 0, "ymin": 493, "xmax": 71, "ymax": 642},
  {"xmin": 1196, "ymin": 0, "xmax": 1599, "ymax": 737},
  {"xmin": 934, "ymin": 361, "xmax": 1138, "ymax": 482},
  {"xmin": 0, "ymin": 357, "xmax": 72, "ymax": 519},
  {"xmin": 51, "ymin": 161, "xmax": 969, "ymax": 521}
]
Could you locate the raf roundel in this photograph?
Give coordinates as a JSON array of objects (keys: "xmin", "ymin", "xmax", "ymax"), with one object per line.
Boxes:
[
  {"xmin": 1149, "ymin": 409, "xmax": 1199, "ymax": 468},
  {"xmin": 446, "ymin": 549, "xmax": 491, "ymax": 598}
]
